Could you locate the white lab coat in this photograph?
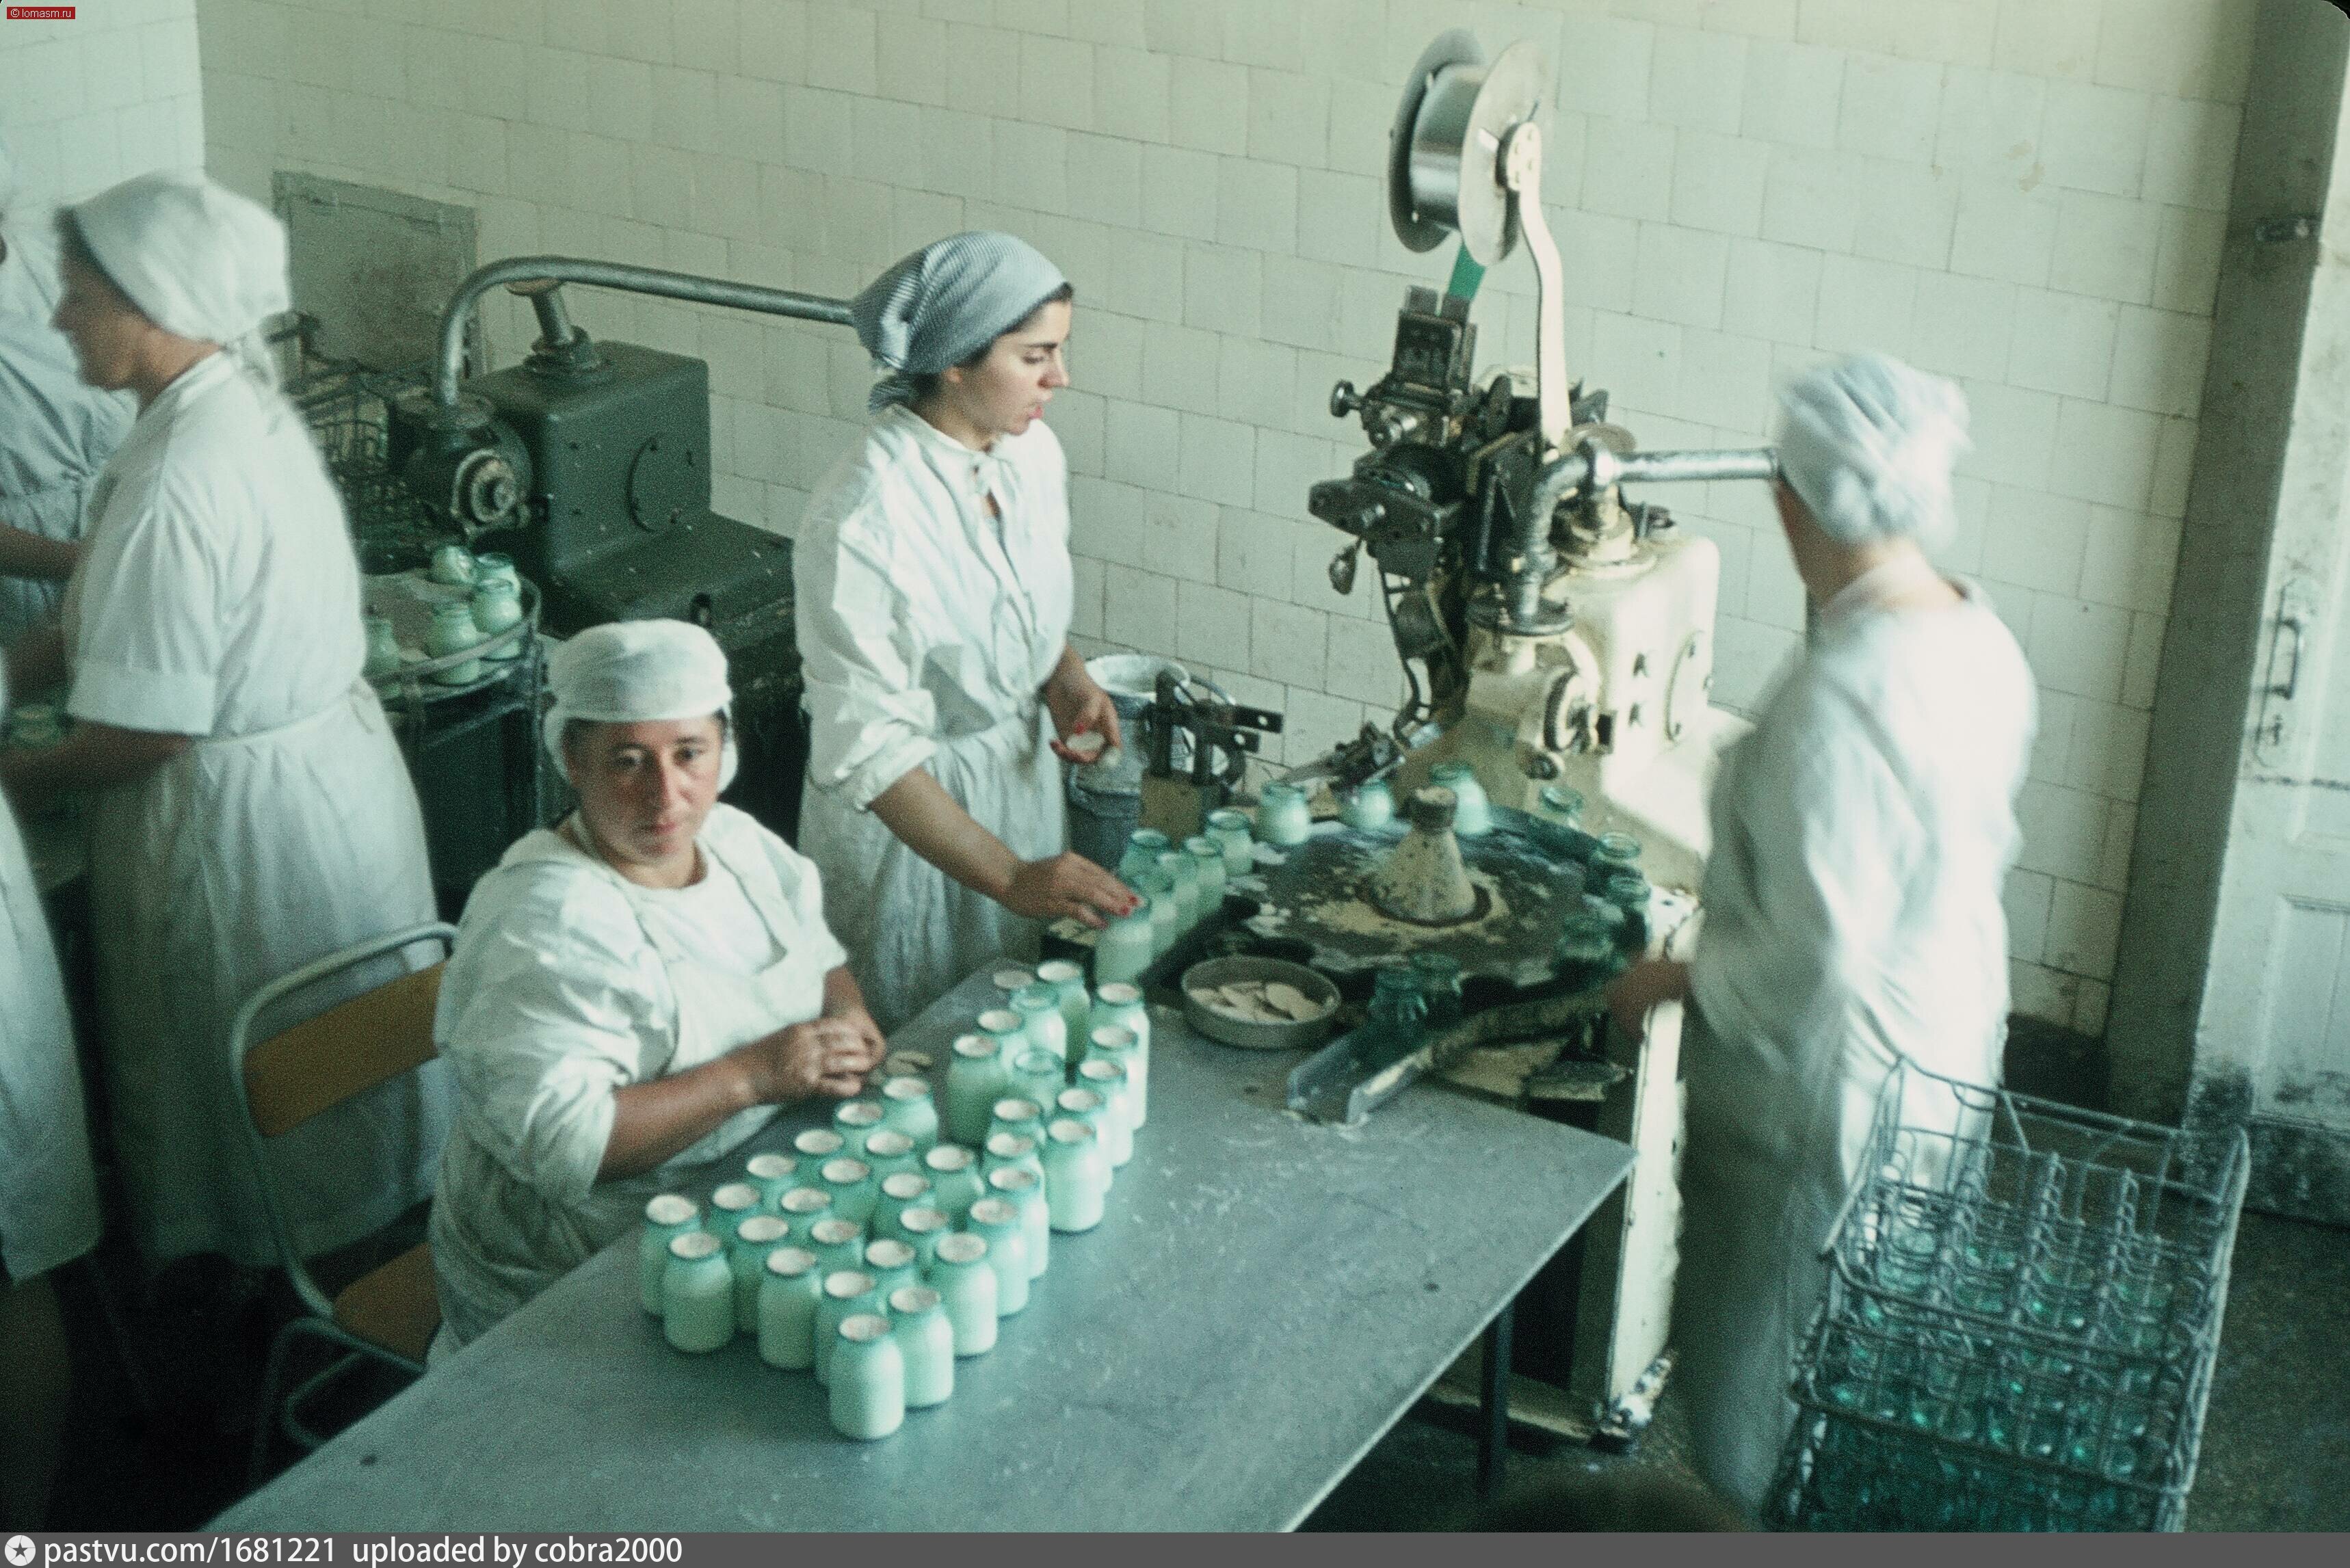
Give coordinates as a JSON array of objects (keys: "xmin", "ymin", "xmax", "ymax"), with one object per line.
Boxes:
[
  {"xmin": 0, "ymin": 663, "xmax": 102, "ymax": 1281},
  {"xmin": 62, "ymin": 351, "xmax": 447, "ymax": 1268},
  {"xmin": 0, "ymin": 214, "xmax": 134, "ymax": 646},
  {"xmin": 793, "ymin": 403, "xmax": 1074, "ymax": 1030},
  {"xmin": 1675, "ymin": 556, "xmax": 2035, "ymax": 1515},
  {"xmin": 427, "ymin": 803, "xmax": 847, "ymax": 1346}
]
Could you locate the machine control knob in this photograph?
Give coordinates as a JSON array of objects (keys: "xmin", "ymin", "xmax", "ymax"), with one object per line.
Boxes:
[
  {"xmin": 1330, "ymin": 380, "xmax": 1365, "ymax": 418},
  {"xmin": 453, "ymin": 449, "xmax": 522, "ymax": 527}
]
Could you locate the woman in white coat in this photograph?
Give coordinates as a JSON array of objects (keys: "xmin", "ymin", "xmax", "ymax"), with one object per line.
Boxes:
[
  {"xmin": 430, "ymin": 622, "xmax": 884, "ymax": 1349},
  {"xmin": 1605, "ymin": 355, "xmax": 2036, "ymax": 1515},
  {"xmin": 0, "ymin": 137, "xmax": 133, "ymax": 648},
  {"xmin": 795, "ymin": 233, "xmax": 1135, "ymax": 1029},
  {"xmin": 0, "ymin": 172, "xmax": 448, "ymax": 1270},
  {"xmin": 0, "ymin": 663, "xmax": 102, "ymax": 1528}
]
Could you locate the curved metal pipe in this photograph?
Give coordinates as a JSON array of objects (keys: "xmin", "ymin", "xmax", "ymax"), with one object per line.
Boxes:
[{"xmin": 432, "ymin": 255, "xmax": 855, "ymax": 411}]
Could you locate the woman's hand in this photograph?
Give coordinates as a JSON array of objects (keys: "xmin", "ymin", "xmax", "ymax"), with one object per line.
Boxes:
[
  {"xmin": 747, "ymin": 1015, "xmax": 875, "ymax": 1103},
  {"xmin": 1001, "ymin": 851, "xmax": 1138, "ymax": 929},
  {"xmin": 819, "ymin": 965, "xmax": 889, "ymax": 1071},
  {"xmin": 1605, "ymin": 958, "xmax": 1690, "ymax": 1046},
  {"xmin": 1044, "ymin": 648, "xmax": 1122, "ymax": 763}
]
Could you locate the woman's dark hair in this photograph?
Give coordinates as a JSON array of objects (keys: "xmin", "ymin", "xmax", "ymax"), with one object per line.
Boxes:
[
  {"xmin": 52, "ymin": 209, "xmax": 130, "ymax": 306},
  {"xmin": 907, "ymin": 280, "xmax": 1074, "ymax": 403}
]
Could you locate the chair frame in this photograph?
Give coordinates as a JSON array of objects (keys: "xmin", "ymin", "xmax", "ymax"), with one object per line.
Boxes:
[{"xmin": 226, "ymin": 920, "xmax": 456, "ymax": 1484}]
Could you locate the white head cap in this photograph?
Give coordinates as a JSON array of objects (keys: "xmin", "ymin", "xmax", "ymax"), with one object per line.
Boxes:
[
  {"xmin": 68, "ymin": 170, "xmax": 289, "ymax": 388},
  {"xmin": 1774, "ymin": 354, "xmax": 1970, "ymax": 552},
  {"xmin": 542, "ymin": 619, "xmax": 737, "ymax": 788}
]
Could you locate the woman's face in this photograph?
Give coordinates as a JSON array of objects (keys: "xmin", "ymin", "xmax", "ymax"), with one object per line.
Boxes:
[
  {"xmin": 53, "ymin": 246, "xmax": 152, "ymax": 393},
  {"xmin": 947, "ymin": 298, "xmax": 1072, "ymax": 440},
  {"xmin": 567, "ymin": 715, "xmax": 725, "ymax": 877}
]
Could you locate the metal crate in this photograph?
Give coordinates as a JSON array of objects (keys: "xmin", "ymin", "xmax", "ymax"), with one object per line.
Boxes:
[
  {"xmin": 287, "ymin": 360, "xmax": 447, "ymax": 574},
  {"xmin": 1769, "ymin": 1059, "xmax": 2249, "ymax": 1532}
]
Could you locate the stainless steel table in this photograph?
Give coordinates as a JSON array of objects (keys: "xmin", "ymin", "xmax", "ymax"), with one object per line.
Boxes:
[{"xmin": 213, "ymin": 967, "xmax": 1635, "ymax": 1532}]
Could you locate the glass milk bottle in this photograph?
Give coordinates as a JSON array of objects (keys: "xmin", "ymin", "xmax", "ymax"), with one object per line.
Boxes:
[
  {"xmin": 744, "ymin": 1152, "xmax": 797, "ymax": 1210},
  {"xmin": 1076, "ymin": 1057, "xmax": 1135, "ymax": 1168},
  {"xmin": 1117, "ymin": 827, "xmax": 1172, "ymax": 888},
  {"xmin": 1042, "ymin": 1118, "xmax": 1109, "ymax": 1234},
  {"xmin": 1083, "ymin": 1026, "xmax": 1144, "ymax": 1137},
  {"xmin": 362, "ymin": 613, "xmax": 403, "ymax": 678},
  {"xmin": 961, "ymin": 1197, "xmax": 1029, "ymax": 1316},
  {"xmin": 925, "ymin": 1232, "xmax": 999, "ymax": 1355},
  {"xmin": 986, "ymin": 1165, "xmax": 1051, "ymax": 1280},
  {"xmin": 990, "ymin": 966, "xmax": 1038, "ymax": 1009},
  {"xmin": 1053, "ymin": 1088, "xmax": 1120, "ymax": 1185},
  {"xmin": 833, "ymin": 1099, "xmax": 886, "ymax": 1156},
  {"xmin": 1341, "ymin": 778, "xmax": 1395, "ymax": 831},
  {"xmin": 861, "ymin": 1128, "xmax": 921, "ymax": 1184},
  {"xmin": 1256, "ymin": 781, "xmax": 1312, "ymax": 847},
  {"xmin": 727, "ymin": 1214, "xmax": 791, "ymax": 1333},
  {"xmin": 756, "ymin": 1246, "xmax": 822, "ymax": 1371},
  {"xmin": 1012, "ymin": 982, "xmax": 1068, "ymax": 1062},
  {"xmin": 1154, "ymin": 850, "xmax": 1200, "ymax": 934},
  {"xmin": 1009, "ymin": 1048, "xmax": 1066, "ymax": 1113},
  {"xmin": 922, "ymin": 1144, "xmax": 987, "ymax": 1222},
  {"xmin": 873, "ymin": 1171, "xmax": 934, "ymax": 1241},
  {"xmin": 818, "ymin": 1156, "xmax": 877, "ymax": 1227},
  {"xmin": 707, "ymin": 1182, "xmax": 760, "ymax": 1236},
  {"xmin": 888, "ymin": 1286, "xmax": 955, "ymax": 1409},
  {"xmin": 1035, "ymin": 959, "xmax": 1090, "ymax": 1043},
  {"xmin": 792, "ymin": 1127, "xmax": 846, "ymax": 1178},
  {"xmin": 777, "ymin": 1186, "xmax": 832, "ymax": 1243},
  {"xmin": 1430, "ymin": 761, "xmax": 1492, "ymax": 836},
  {"xmin": 471, "ymin": 577, "xmax": 524, "ymax": 661},
  {"xmin": 944, "ymin": 1034, "xmax": 1008, "ymax": 1147},
  {"xmin": 661, "ymin": 1231, "xmax": 734, "ymax": 1353},
  {"xmin": 1092, "ymin": 896, "xmax": 1157, "ymax": 985},
  {"xmin": 862, "ymin": 1237, "xmax": 920, "ymax": 1303},
  {"xmin": 639, "ymin": 1194, "xmax": 700, "ymax": 1314},
  {"xmin": 983, "ymin": 1131, "xmax": 1043, "ymax": 1186},
  {"xmin": 1139, "ymin": 870, "xmax": 1179, "ymax": 956},
  {"xmin": 987, "ymin": 1097, "xmax": 1046, "ymax": 1150},
  {"xmin": 806, "ymin": 1218, "xmax": 866, "ymax": 1279},
  {"xmin": 881, "ymin": 1050, "xmax": 934, "ymax": 1080},
  {"xmin": 878, "ymin": 1076, "xmax": 939, "ymax": 1152},
  {"xmin": 1206, "ymin": 807, "xmax": 1255, "ymax": 875},
  {"xmin": 1185, "ymin": 835, "xmax": 1228, "ymax": 919},
  {"xmin": 898, "ymin": 1206, "xmax": 949, "ymax": 1271},
  {"xmin": 424, "ymin": 602, "xmax": 484, "ymax": 686},
  {"xmin": 1089, "ymin": 987, "xmax": 1152, "ymax": 1124},
  {"xmin": 978, "ymin": 1007, "xmax": 1027, "ymax": 1067},
  {"xmin": 830, "ymin": 1314, "xmax": 905, "ymax": 1441},
  {"xmin": 813, "ymin": 1270, "xmax": 882, "ymax": 1385}
]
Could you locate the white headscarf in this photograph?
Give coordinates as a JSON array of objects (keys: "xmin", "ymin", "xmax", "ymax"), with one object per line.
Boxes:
[
  {"xmin": 543, "ymin": 620, "xmax": 738, "ymax": 789},
  {"xmin": 851, "ymin": 230, "xmax": 1066, "ymax": 411},
  {"xmin": 68, "ymin": 170, "xmax": 289, "ymax": 390},
  {"xmin": 1775, "ymin": 354, "xmax": 1970, "ymax": 552}
]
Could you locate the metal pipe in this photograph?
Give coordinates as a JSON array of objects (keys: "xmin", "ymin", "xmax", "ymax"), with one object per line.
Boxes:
[{"xmin": 431, "ymin": 255, "xmax": 855, "ymax": 411}]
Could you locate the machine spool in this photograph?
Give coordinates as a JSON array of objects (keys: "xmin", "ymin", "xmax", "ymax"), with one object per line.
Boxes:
[{"xmin": 1388, "ymin": 32, "xmax": 1549, "ymax": 265}]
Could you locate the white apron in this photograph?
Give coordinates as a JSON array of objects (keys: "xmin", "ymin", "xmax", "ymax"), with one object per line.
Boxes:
[
  {"xmin": 429, "ymin": 828, "xmax": 836, "ymax": 1346},
  {"xmin": 80, "ymin": 680, "xmax": 448, "ymax": 1267},
  {"xmin": 0, "ymin": 665, "xmax": 102, "ymax": 1281}
]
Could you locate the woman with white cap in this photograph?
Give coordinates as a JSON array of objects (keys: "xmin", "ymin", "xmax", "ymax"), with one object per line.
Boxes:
[
  {"xmin": 0, "ymin": 134, "xmax": 133, "ymax": 647},
  {"xmin": 1605, "ymin": 354, "xmax": 2036, "ymax": 1513},
  {"xmin": 429, "ymin": 620, "xmax": 883, "ymax": 1349},
  {"xmin": 795, "ymin": 231, "xmax": 1135, "ymax": 1029},
  {"xmin": 0, "ymin": 171, "xmax": 447, "ymax": 1271}
]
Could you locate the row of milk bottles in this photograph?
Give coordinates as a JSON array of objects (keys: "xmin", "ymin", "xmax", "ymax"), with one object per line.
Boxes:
[
  {"xmin": 641, "ymin": 965, "xmax": 1152, "ymax": 1440},
  {"xmin": 1092, "ymin": 809, "xmax": 1257, "ymax": 983}
]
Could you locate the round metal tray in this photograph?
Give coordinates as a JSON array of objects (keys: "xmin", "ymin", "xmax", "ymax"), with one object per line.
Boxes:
[{"xmin": 1180, "ymin": 956, "xmax": 1341, "ymax": 1052}]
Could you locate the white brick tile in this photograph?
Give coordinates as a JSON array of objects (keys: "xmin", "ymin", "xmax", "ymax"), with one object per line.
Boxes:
[
  {"xmin": 1282, "ymin": 686, "xmax": 1367, "ymax": 768},
  {"xmin": 1632, "ymin": 223, "xmax": 1729, "ymax": 330},
  {"xmin": 1177, "ymin": 412, "xmax": 1258, "ymax": 507},
  {"xmin": 2073, "ymin": 978, "xmax": 2111, "ymax": 1037},
  {"xmin": 1667, "ymin": 131, "xmax": 1770, "ymax": 238},
  {"xmin": 1092, "ymin": 45, "xmax": 1172, "ymax": 142},
  {"xmin": 2146, "ymin": 416, "xmax": 2198, "ymax": 521},
  {"xmin": 1540, "ymin": 109, "xmax": 1591, "ymax": 213},
  {"xmin": 1184, "ymin": 243, "xmax": 1261, "ymax": 336},
  {"xmin": 2098, "ymin": 803, "xmax": 2138, "ymax": 892},
  {"xmin": 1137, "ymin": 491, "xmax": 1220, "ymax": 584},
  {"xmin": 1069, "ymin": 555, "xmax": 1107, "ymax": 640},
  {"xmin": 1935, "ymin": 68, "xmax": 2045, "ymax": 180},
  {"xmin": 1216, "ymin": 335, "xmax": 1297, "ymax": 431},
  {"xmin": 1559, "ymin": 210, "xmax": 1643, "ymax": 313},
  {"xmin": 1061, "ymin": 133, "xmax": 1141, "ymax": 231},
  {"xmin": 741, "ymin": 2, "xmax": 809, "ymax": 83},
  {"xmin": 1297, "ymin": 169, "xmax": 1382, "ymax": 267},
  {"xmin": 1741, "ymin": 38, "xmax": 1843, "ymax": 149},
  {"xmin": 1591, "ymin": 311, "xmax": 1683, "ymax": 416},
  {"xmin": 851, "ymin": 96, "xmax": 922, "ymax": 187},
  {"xmin": 1949, "ymin": 173, "xmax": 2059, "ymax": 286},
  {"xmin": 2047, "ymin": 191, "xmax": 2162, "ymax": 306},
  {"xmin": 2151, "ymin": 206, "xmax": 2225, "ymax": 316},
  {"xmin": 1909, "ymin": 273, "xmax": 2017, "ymax": 383},
  {"xmin": 1683, "ymin": 515, "xmax": 1758, "ymax": 617},
  {"xmin": 1105, "ymin": 398, "xmax": 1180, "ymax": 490},
  {"xmin": 2107, "ymin": 306, "xmax": 2212, "ymax": 419},
  {"xmin": 1263, "ymin": 257, "xmax": 1347, "ymax": 354},
  {"xmin": 942, "ymin": 23, "xmax": 1020, "ymax": 118},
  {"xmin": 1582, "ymin": 116, "xmax": 1676, "ymax": 224},
  {"xmin": 1069, "ymin": 477, "xmax": 1144, "ymax": 567},
  {"xmin": 1324, "ymin": 615, "xmax": 1406, "ymax": 708},
  {"xmin": 1325, "ymin": 80, "xmax": 1389, "ymax": 180},
  {"xmin": 806, "ymin": 3, "xmax": 878, "ymax": 95},
  {"xmin": 1721, "ymin": 238, "xmax": 1821, "ymax": 346},
  {"xmin": 997, "ymin": 1, "xmax": 1072, "ymax": 36},
  {"xmin": 2041, "ymin": 79, "xmax": 2150, "ymax": 198},
  {"xmin": 1096, "ymin": 231, "xmax": 1184, "ymax": 327},
  {"xmin": 1709, "ymin": 614, "xmax": 1800, "ymax": 715},
  {"xmin": 1174, "ymin": 579, "xmax": 1255, "ymax": 670},
  {"xmin": 2003, "ymin": 868, "xmax": 2054, "ymax": 962},
  {"xmin": 1649, "ymin": 26, "xmax": 1745, "ymax": 135},
  {"xmin": 1983, "ymin": 487, "xmax": 2091, "ymax": 596},
  {"xmin": 2028, "ymin": 691, "xmax": 2081, "ymax": 786},
  {"xmin": 1139, "ymin": 144, "xmax": 1217, "ymax": 240},
  {"xmin": 1956, "ymin": 380, "xmax": 2060, "ymax": 492},
  {"xmin": 1812, "ymin": 253, "xmax": 1917, "ymax": 360},
  {"xmin": 1759, "ymin": 148, "xmax": 1860, "ymax": 253},
  {"xmin": 2094, "ymin": 0, "xmax": 2254, "ymax": 103},
  {"xmin": 783, "ymin": 86, "xmax": 853, "ymax": 170},
  {"xmin": 719, "ymin": 73, "xmax": 787, "ymax": 159},
  {"xmin": 2045, "ymin": 879, "xmax": 2124, "ymax": 979},
  {"xmin": 2048, "ymin": 399, "xmax": 2162, "ymax": 509},
  {"xmin": 1249, "ymin": 597, "xmax": 1328, "ymax": 688},
  {"xmin": 1557, "ymin": 13, "xmax": 1653, "ymax": 122},
  {"xmin": 1018, "ymin": 36, "xmax": 1096, "ymax": 133},
  {"xmin": 2141, "ymin": 96, "xmax": 2239, "ymax": 213},
  {"xmin": 1992, "ymin": 0, "xmax": 2102, "ymax": 81},
  {"xmin": 657, "ymin": 65, "xmax": 727, "ymax": 153},
  {"xmin": 1218, "ymin": 507, "xmax": 1295, "ymax": 601},
  {"xmin": 1744, "ymin": 532, "xmax": 1808, "ymax": 633},
  {"xmin": 1167, "ymin": 54, "xmax": 1249, "ymax": 156},
  {"xmin": 759, "ymin": 328, "xmax": 830, "ymax": 421},
  {"xmin": 1938, "ymin": 476, "xmax": 1992, "ymax": 576},
  {"xmin": 1294, "ymin": 0, "xmax": 1384, "ymax": 81},
  {"xmin": 1216, "ymin": 158, "xmax": 1295, "ymax": 252},
  {"xmin": 993, "ymin": 120, "xmax": 1069, "ymax": 214},
  {"xmin": 2121, "ymin": 610, "xmax": 2166, "ymax": 709},
  {"xmin": 1836, "ymin": 53, "xmax": 1943, "ymax": 163},
  {"xmin": 1798, "ymin": 0, "xmax": 1994, "ymax": 64},
  {"xmin": 1247, "ymin": 68, "xmax": 1330, "ymax": 168},
  {"xmin": 2028, "ymin": 593, "xmax": 2133, "ymax": 702},
  {"xmin": 1051, "ymin": 388, "xmax": 1107, "ymax": 479},
  {"xmin": 1142, "ymin": 0, "xmax": 1222, "ymax": 59},
  {"xmin": 2080, "ymin": 508, "xmax": 2182, "ymax": 615},
  {"xmin": 2016, "ymin": 779, "xmax": 2111, "ymax": 883},
  {"xmin": 2067, "ymin": 700, "xmax": 2152, "ymax": 803},
  {"xmin": 1141, "ymin": 319, "xmax": 1221, "ymax": 414},
  {"xmin": 1252, "ymin": 429, "xmax": 1336, "ymax": 519},
  {"xmin": 1104, "ymin": 564, "xmax": 1180, "ymax": 654},
  {"xmin": 2009, "ymin": 960, "xmax": 2079, "ymax": 1027},
  {"xmin": 1674, "ymin": 329, "xmax": 1775, "ymax": 434},
  {"xmin": 2007, "ymin": 289, "xmax": 2117, "ymax": 401}
]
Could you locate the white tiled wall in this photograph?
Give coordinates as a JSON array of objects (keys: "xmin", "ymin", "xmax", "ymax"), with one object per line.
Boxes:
[
  {"xmin": 195, "ymin": 0, "xmax": 2250, "ymax": 1034},
  {"xmin": 0, "ymin": 0, "xmax": 207, "ymax": 208}
]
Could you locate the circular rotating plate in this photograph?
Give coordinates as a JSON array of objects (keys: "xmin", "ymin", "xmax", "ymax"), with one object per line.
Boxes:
[
  {"xmin": 1388, "ymin": 29, "xmax": 1483, "ymax": 253},
  {"xmin": 1455, "ymin": 41, "xmax": 1547, "ymax": 265}
]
